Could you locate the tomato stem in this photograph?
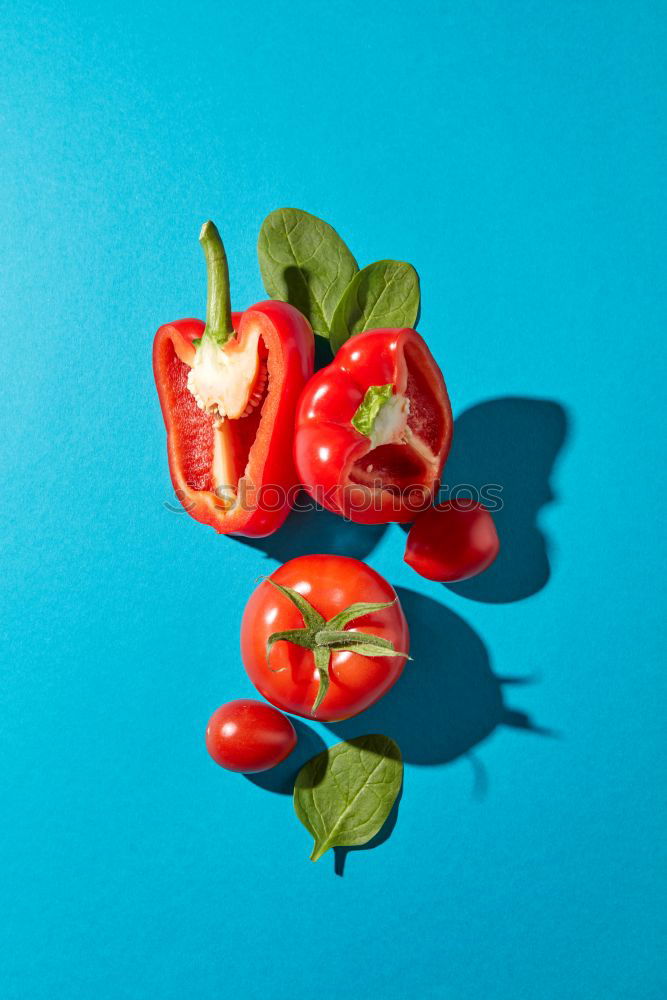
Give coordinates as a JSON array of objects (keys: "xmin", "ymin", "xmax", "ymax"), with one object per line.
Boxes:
[{"xmin": 264, "ymin": 579, "xmax": 409, "ymax": 717}]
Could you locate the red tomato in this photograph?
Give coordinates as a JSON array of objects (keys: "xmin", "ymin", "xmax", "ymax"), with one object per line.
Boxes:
[
  {"xmin": 205, "ymin": 699, "xmax": 297, "ymax": 773},
  {"xmin": 241, "ymin": 555, "xmax": 409, "ymax": 722},
  {"xmin": 404, "ymin": 500, "xmax": 500, "ymax": 582}
]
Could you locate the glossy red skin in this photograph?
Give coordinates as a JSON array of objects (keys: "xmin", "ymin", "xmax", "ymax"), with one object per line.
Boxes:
[
  {"xmin": 153, "ymin": 301, "xmax": 314, "ymax": 537},
  {"xmin": 241, "ymin": 555, "xmax": 409, "ymax": 722},
  {"xmin": 405, "ymin": 500, "xmax": 500, "ymax": 582},
  {"xmin": 205, "ymin": 699, "xmax": 297, "ymax": 773},
  {"xmin": 294, "ymin": 328, "xmax": 453, "ymax": 524}
]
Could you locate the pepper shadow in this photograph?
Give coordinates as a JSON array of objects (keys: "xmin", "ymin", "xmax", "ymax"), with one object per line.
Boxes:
[
  {"xmin": 236, "ymin": 496, "xmax": 387, "ymax": 564},
  {"xmin": 326, "ymin": 587, "xmax": 553, "ymax": 767},
  {"xmin": 439, "ymin": 397, "xmax": 569, "ymax": 603},
  {"xmin": 243, "ymin": 719, "xmax": 327, "ymax": 795},
  {"xmin": 314, "ymin": 333, "xmax": 335, "ymax": 371}
]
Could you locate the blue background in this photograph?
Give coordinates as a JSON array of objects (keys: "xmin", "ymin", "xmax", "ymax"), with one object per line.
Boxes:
[{"xmin": 2, "ymin": 2, "xmax": 665, "ymax": 997}]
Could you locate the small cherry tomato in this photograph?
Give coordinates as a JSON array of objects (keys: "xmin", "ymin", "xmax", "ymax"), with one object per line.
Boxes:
[
  {"xmin": 241, "ymin": 555, "xmax": 410, "ymax": 722},
  {"xmin": 404, "ymin": 500, "xmax": 500, "ymax": 582},
  {"xmin": 205, "ymin": 699, "xmax": 297, "ymax": 773}
]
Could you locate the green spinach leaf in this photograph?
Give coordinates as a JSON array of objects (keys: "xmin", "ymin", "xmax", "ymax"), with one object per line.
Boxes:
[
  {"xmin": 257, "ymin": 208, "xmax": 358, "ymax": 339},
  {"xmin": 293, "ymin": 735, "xmax": 403, "ymax": 861},
  {"xmin": 329, "ymin": 259, "xmax": 420, "ymax": 353}
]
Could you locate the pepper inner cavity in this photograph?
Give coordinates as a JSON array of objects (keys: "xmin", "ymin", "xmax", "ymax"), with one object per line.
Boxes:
[{"xmin": 184, "ymin": 330, "xmax": 270, "ymax": 507}]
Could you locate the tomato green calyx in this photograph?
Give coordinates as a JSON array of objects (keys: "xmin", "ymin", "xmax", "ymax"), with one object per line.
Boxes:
[
  {"xmin": 264, "ymin": 579, "xmax": 410, "ymax": 716},
  {"xmin": 199, "ymin": 220, "xmax": 235, "ymax": 348}
]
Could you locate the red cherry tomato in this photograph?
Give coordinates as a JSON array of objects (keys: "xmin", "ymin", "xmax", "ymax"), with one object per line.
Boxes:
[
  {"xmin": 205, "ymin": 699, "xmax": 297, "ymax": 773},
  {"xmin": 241, "ymin": 555, "xmax": 409, "ymax": 722},
  {"xmin": 404, "ymin": 500, "xmax": 499, "ymax": 582}
]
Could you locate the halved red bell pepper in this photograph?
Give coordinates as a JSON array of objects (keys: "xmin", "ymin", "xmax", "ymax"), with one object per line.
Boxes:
[
  {"xmin": 153, "ymin": 222, "xmax": 314, "ymax": 537},
  {"xmin": 294, "ymin": 328, "xmax": 452, "ymax": 524}
]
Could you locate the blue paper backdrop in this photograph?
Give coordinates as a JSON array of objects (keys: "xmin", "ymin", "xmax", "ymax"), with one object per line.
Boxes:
[{"xmin": 2, "ymin": 2, "xmax": 665, "ymax": 998}]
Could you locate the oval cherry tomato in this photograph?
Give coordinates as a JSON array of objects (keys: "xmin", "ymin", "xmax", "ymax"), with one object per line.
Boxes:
[
  {"xmin": 404, "ymin": 500, "xmax": 499, "ymax": 582},
  {"xmin": 205, "ymin": 699, "xmax": 297, "ymax": 772},
  {"xmin": 241, "ymin": 555, "xmax": 409, "ymax": 722}
]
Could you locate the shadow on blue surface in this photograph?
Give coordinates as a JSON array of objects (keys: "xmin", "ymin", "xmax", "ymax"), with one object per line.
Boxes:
[
  {"xmin": 327, "ymin": 588, "xmax": 551, "ymax": 766},
  {"xmin": 325, "ymin": 587, "xmax": 554, "ymax": 875},
  {"xmin": 236, "ymin": 499, "xmax": 387, "ymax": 564},
  {"xmin": 440, "ymin": 396, "xmax": 569, "ymax": 603},
  {"xmin": 240, "ymin": 397, "xmax": 567, "ymax": 590},
  {"xmin": 243, "ymin": 719, "xmax": 327, "ymax": 794}
]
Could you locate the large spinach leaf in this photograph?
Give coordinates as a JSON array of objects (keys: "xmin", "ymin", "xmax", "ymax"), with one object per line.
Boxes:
[
  {"xmin": 258, "ymin": 208, "xmax": 358, "ymax": 340},
  {"xmin": 293, "ymin": 735, "xmax": 403, "ymax": 861},
  {"xmin": 329, "ymin": 259, "xmax": 420, "ymax": 353}
]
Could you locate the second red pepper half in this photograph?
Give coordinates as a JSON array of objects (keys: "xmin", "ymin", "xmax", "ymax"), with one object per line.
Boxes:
[
  {"xmin": 294, "ymin": 328, "xmax": 453, "ymax": 524},
  {"xmin": 153, "ymin": 223, "xmax": 314, "ymax": 537}
]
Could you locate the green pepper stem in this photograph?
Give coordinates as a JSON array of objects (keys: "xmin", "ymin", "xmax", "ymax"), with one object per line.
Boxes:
[{"xmin": 199, "ymin": 220, "xmax": 235, "ymax": 346}]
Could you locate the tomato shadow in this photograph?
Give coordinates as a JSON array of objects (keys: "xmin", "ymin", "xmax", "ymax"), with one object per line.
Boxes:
[
  {"xmin": 435, "ymin": 396, "xmax": 569, "ymax": 603},
  {"xmin": 235, "ymin": 496, "xmax": 387, "ymax": 564},
  {"xmin": 325, "ymin": 586, "xmax": 555, "ymax": 875},
  {"xmin": 243, "ymin": 718, "xmax": 327, "ymax": 794},
  {"xmin": 327, "ymin": 587, "xmax": 554, "ymax": 767}
]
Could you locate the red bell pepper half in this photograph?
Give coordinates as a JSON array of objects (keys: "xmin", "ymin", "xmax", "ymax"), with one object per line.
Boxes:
[
  {"xmin": 153, "ymin": 222, "xmax": 314, "ymax": 537},
  {"xmin": 294, "ymin": 328, "xmax": 453, "ymax": 524}
]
